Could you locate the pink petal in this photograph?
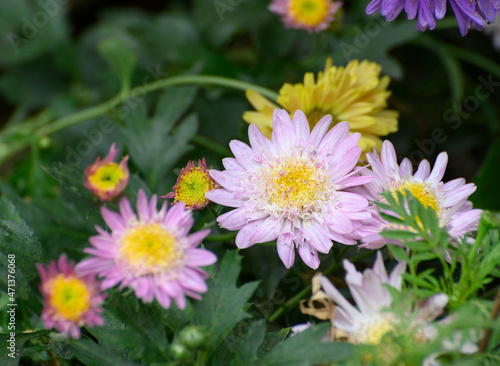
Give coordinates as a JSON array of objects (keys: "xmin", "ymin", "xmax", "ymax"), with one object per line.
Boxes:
[
  {"xmin": 414, "ymin": 159, "xmax": 431, "ymax": 180},
  {"xmin": 101, "ymin": 207, "xmax": 126, "ymax": 232},
  {"xmin": 248, "ymin": 124, "xmax": 276, "ymax": 156},
  {"xmin": 229, "ymin": 140, "xmax": 259, "ymax": 171},
  {"xmin": 217, "ymin": 207, "xmax": 248, "ymax": 230},
  {"xmin": 292, "ymin": 109, "xmax": 310, "ymax": 143},
  {"xmin": 185, "ymin": 229, "xmax": 211, "ymax": 248},
  {"xmin": 210, "ymin": 170, "xmax": 241, "ymax": 191},
  {"xmin": 205, "ymin": 189, "xmax": 246, "ymax": 208},
  {"xmin": 297, "ymin": 243, "xmax": 320, "ymax": 269},
  {"xmin": 427, "ymin": 152, "xmax": 448, "ymax": 183},
  {"xmin": 272, "ymin": 110, "xmax": 295, "ymax": 152},
  {"xmin": 318, "ymin": 121, "xmax": 350, "ymax": 154},
  {"xmin": 186, "ymin": 248, "xmax": 217, "ymax": 267},
  {"xmin": 277, "ymin": 235, "xmax": 296, "ymax": 268}
]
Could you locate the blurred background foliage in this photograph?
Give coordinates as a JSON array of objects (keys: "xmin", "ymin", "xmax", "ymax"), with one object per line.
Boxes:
[{"xmin": 0, "ymin": 0, "xmax": 500, "ymax": 363}]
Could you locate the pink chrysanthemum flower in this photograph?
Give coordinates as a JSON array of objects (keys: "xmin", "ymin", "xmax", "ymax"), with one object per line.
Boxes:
[
  {"xmin": 161, "ymin": 158, "xmax": 219, "ymax": 210},
  {"xmin": 84, "ymin": 143, "xmax": 129, "ymax": 201},
  {"xmin": 319, "ymin": 252, "xmax": 449, "ymax": 345},
  {"xmin": 37, "ymin": 255, "xmax": 105, "ymax": 339},
  {"xmin": 269, "ymin": 0, "xmax": 343, "ymax": 33},
  {"xmin": 76, "ymin": 190, "xmax": 217, "ymax": 309},
  {"xmin": 205, "ymin": 109, "xmax": 374, "ymax": 269},
  {"xmin": 358, "ymin": 141, "xmax": 482, "ymax": 249}
]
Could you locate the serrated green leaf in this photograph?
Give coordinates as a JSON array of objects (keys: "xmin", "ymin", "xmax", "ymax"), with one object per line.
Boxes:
[
  {"xmin": 194, "ymin": 251, "xmax": 259, "ymax": 350},
  {"xmin": 381, "ymin": 230, "xmax": 419, "ymax": 240},
  {"xmin": 107, "ymin": 291, "xmax": 169, "ymax": 362},
  {"xmin": 0, "ymin": 197, "xmax": 21, "ymax": 223},
  {"xmin": 120, "ymin": 88, "xmax": 199, "ymax": 191},
  {"xmin": 152, "ymin": 86, "xmax": 198, "ymax": 132},
  {"xmin": 231, "ymin": 320, "xmax": 266, "ymax": 366},
  {"xmin": 66, "ymin": 337, "xmax": 144, "ymax": 366},
  {"xmin": 258, "ymin": 324, "xmax": 353, "ymax": 366},
  {"xmin": 163, "ymin": 301, "xmax": 194, "ymax": 333},
  {"xmin": 0, "ymin": 331, "xmax": 47, "ymax": 365},
  {"xmin": 97, "ymin": 37, "xmax": 137, "ymax": 93},
  {"xmin": 44, "ymin": 162, "xmax": 94, "ymax": 200},
  {"xmin": 0, "ymin": 219, "xmax": 48, "ymax": 278}
]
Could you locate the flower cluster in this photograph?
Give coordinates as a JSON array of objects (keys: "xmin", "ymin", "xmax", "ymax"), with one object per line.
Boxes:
[
  {"xmin": 366, "ymin": 0, "xmax": 500, "ymax": 36},
  {"xmin": 210, "ymin": 108, "xmax": 481, "ymax": 269}
]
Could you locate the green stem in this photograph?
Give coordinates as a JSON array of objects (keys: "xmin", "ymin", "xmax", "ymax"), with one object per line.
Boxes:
[
  {"xmin": 268, "ymin": 250, "xmax": 374, "ymax": 323},
  {"xmin": 441, "ymin": 43, "xmax": 500, "ymax": 80},
  {"xmin": 0, "ymin": 75, "xmax": 278, "ymax": 166},
  {"xmin": 35, "ymin": 75, "xmax": 279, "ymax": 137},
  {"xmin": 204, "ymin": 232, "xmax": 237, "ymax": 242}
]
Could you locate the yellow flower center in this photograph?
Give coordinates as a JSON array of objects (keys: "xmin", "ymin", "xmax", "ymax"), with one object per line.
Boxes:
[
  {"xmin": 356, "ymin": 316, "xmax": 395, "ymax": 345},
  {"xmin": 88, "ymin": 162, "xmax": 125, "ymax": 191},
  {"xmin": 120, "ymin": 223, "xmax": 181, "ymax": 274},
  {"xmin": 50, "ymin": 275, "xmax": 90, "ymax": 322},
  {"xmin": 392, "ymin": 181, "xmax": 440, "ymax": 214},
  {"xmin": 176, "ymin": 169, "xmax": 215, "ymax": 209},
  {"xmin": 289, "ymin": 0, "xmax": 330, "ymax": 27},
  {"xmin": 258, "ymin": 156, "xmax": 331, "ymax": 218}
]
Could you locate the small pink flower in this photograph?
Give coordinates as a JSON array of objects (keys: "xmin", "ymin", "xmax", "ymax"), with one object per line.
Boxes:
[
  {"xmin": 76, "ymin": 190, "xmax": 217, "ymax": 309},
  {"xmin": 37, "ymin": 255, "xmax": 105, "ymax": 339},
  {"xmin": 269, "ymin": 0, "xmax": 343, "ymax": 33},
  {"xmin": 84, "ymin": 143, "xmax": 129, "ymax": 201},
  {"xmin": 206, "ymin": 109, "xmax": 374, "ymax": 269},
  {"xmin": 161, "ymin": 158, "xmax": 219, "ymax": 210}
]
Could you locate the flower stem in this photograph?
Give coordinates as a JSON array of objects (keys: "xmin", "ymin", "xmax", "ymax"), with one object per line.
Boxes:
[
  {"xmin": 0, "ymin": 75, "xmax": 278, "ymax": 166},
  {"xmin": 35, "ymin": 75, "xmax": 278, "ymax": 137}
]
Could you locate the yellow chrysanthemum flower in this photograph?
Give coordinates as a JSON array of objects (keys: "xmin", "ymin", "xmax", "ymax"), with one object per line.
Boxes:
[{"xmin": 243, "ymin": 59, "xmax": 399, "ymax": 157}]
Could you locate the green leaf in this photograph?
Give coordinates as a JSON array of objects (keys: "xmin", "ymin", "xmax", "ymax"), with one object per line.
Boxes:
[
  {"xmin": 0, "ymin": 219, "xmax": 48, "ymax": 279},
  {"xmin": 405, "ymin": 241, "xmax": 432, "ymax": 252},
  {"xmin": 388, "ymin": 245, "xmax": 410, "ymax": 262},
  {"xmin": 106, "ymin": 291, "xmax": 169, "ymax": 362},
  {"xmin": 258, "ymin": 324, "xmax": 353, "ymax": 365},
  {"xmin": 0, "ymin": 251, "xmax": 30, "ymax": 300},
  {"xmin": 379, "ymin": 212, "xmax": 406, "ymax": 225},
  {"xmin": 231, "ymin": 320, "xmax": 266, "ymax": 366},
  {"xmin": 412, "ymin": 252, "xmax": 438, "ymax": 263},
  {"xmin": 0, "ymin": 197, "xmax": 21, "ymax": 223},
  {"xmin": 0, "ymin": 331, "xmax": 47, "ymax": 365},
  {"xmin": 120, "ymin": 86, "xmax": 199, "ymax": 191},
  {"xmin": 65, "ymin": 337, "xmax": 143, "ymax": 366},
  {"xmin": 194, "ymin": 251, "xmax": 259, "ymax": 350},
  {"xmin": 44, "ymin": 162, "xmax": 94, "ymax": 200},
  {"xmin": 97, "ymin": 37, "xmax": 137, "ymax": 94},
  {"xmin": 381, "ymin": 230, "xmax": 419, "ymax": 240}
]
